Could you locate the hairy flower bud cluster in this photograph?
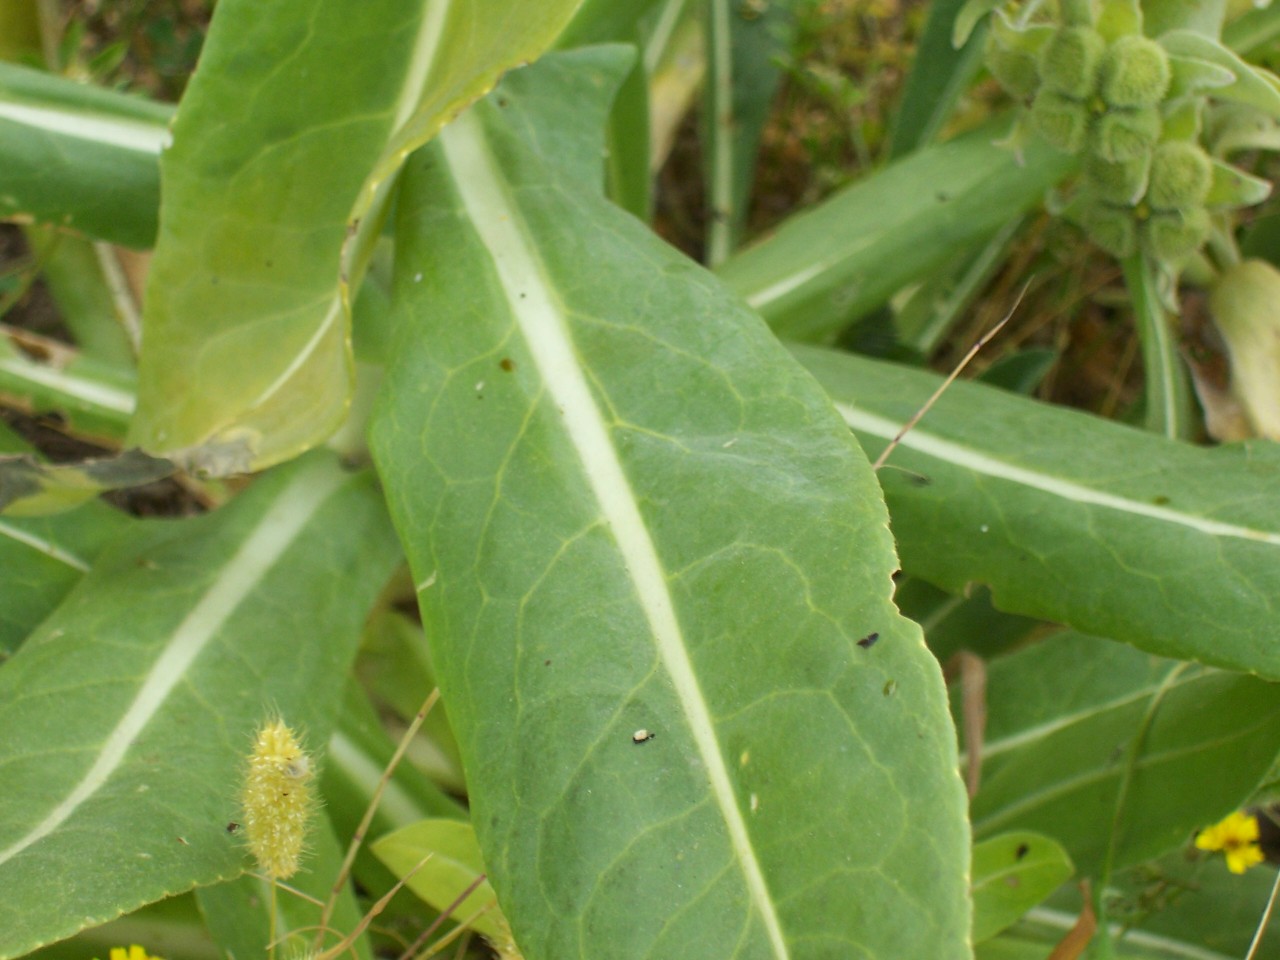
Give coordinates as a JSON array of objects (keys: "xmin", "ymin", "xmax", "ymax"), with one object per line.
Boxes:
[
  {"xmin": 978, "ymin": 0, "xmax": 1278, "ymax": 262},
  {"xmin": 987, "ymin": 20, "xmax": 1170, "ymax": 161},
  {"xmin": 1079, "ymin": 139, "xmax": 1214, "ymax": 259}
]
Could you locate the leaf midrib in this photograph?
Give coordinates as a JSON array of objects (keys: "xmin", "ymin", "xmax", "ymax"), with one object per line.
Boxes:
[
  {"xmin": 439, "ymin": 108, "xmax": 791, "ymax": 959},
  {"xmin": 837, "ymin": 403, "xmax": 1280, "ymax": 546}
]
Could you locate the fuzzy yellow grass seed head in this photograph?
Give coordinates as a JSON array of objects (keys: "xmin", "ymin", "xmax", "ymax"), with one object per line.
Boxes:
[{"xmin": 240, "ymin": 718, "xmax": 315, "ymax": 879}]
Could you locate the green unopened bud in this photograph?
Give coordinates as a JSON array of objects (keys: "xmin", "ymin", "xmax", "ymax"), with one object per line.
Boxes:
[
  {"xmin": 1059, "ymin": 0, "xmax": 1095, "ymax": 28},
  {"xmin": 1098, "ymin": 36, "xmax": 1171, "ymax": 107},
  {"xmin": 1143, "ymin": 206, "xmax": 1210, "ymax": 260},
  {"xmin": 986, "ymin": 38, "xmax": 1041, "ymax": 98},
  {"xmin": 1084, "ymin": 153, "xmax": 1149, "ymax": 204},
  {"xmin": 1039, "ymin": 26, "xmax": 1106, "ymax": 98},
  {"xmin": 1092, "ymin": 105, "xmax": 1161, "ymax": 162},
  {"xmin": 1032, "ymin": 90, "xmax": 1090, "ymax": 153},
  {"xmin": 1147, "ymin": 141, "xmax": 1212, "ymax": 209},
  {"xmin": 1210, "ymin": 259, "xmax": 1280, "ymax": 440},
  {"xmin": 1081, "ymin": 203, "xmax": 1138, "ymax": 257}
]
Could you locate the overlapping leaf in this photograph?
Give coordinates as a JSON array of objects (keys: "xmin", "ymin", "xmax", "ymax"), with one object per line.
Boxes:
[
  {"xmin": 0, "ymin": 424, "xmax": 134, "ymax": 655},
  {"xmin": 370, "ymin": 47, "xmax": 970, "ymax": 960},
  {"xmin": 131, "ymin": 0, "xmax": 582, "ymax": 475},
  {"xmin": 716, "ymin": 127, "xmax": 1076, "ymax": 340},
  {"xmin": 0, "ymin": 453, "xmax": 399, "ymax": 958},
  {"xmin": 0, "ymin": 62, "xmax": 171, "ymax": 249},
  {"xmin": 798, "ymin": 345, "xmax": 1280, "ymax": 678},
  {"xmin": 966, "ymin": 632, "xmax": 1280, "ymax": 876}
]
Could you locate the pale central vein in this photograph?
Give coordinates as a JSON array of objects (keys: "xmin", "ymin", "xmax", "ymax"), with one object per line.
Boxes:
[
  {"xmin": 0, "ymin": 457, "xmax": 346, "ymax": 867},
  {"xmin": 837, "ymin": 403, "xmax": 1280, "ymax": 546},
  {"xmin": 440, "ymin": 111, "xmax": 791, "ymax": 959},
  {"xmin": 0, "ymin": 355, "xmax": 136, "ymax": 414},
  {"xmin": 0, "ymin": 101, "xmax": 170, "ymax": 154},
  {"xmin": 0, "ymin": 519, "xmax": 91, "ymax": 572}
]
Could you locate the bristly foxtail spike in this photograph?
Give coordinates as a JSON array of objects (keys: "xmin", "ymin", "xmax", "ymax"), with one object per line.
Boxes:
[{"xmin": 240, "ymin": 717, "xmax": 316, "ymax": 880}]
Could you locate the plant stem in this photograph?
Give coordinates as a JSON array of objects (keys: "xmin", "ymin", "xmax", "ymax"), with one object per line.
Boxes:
[{"xmin": 1123, "ymin": 254, "xmax": 1193, "ymax": 439}]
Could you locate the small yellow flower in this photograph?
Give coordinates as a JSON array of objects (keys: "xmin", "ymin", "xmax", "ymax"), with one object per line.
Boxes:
[
  {"xmin": 240, "ymin": 717, "xmax": 316, "ymax": 879},
  {"xmin": 107, "ymin": 947, "xmax": 164, "ymax": 960},
  {"xmin": 1195, "ymin": 811, "xmax": 1265, "ymax": 874}
]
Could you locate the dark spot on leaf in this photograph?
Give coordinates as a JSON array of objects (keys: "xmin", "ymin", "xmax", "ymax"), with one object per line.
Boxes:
[
  {"xmin": 883, "ymin": 679, "xmax": 897, "ymax": 697},
  {"xmin": 500, "ymin": 358, "xmax": 515, "ymax": 372},
  {"xmin": 1004, "ymin": 875, "xmax": 1021, "ymax": 888},
  {"xmin": 226, "ymin": 822, "xmax": 240, "ymax": 833},
  {"xmin": 937, "ymin": 192, "xmax": 951, "ymax": 202},
  {"xmin": 857, "ymin": 632, "xmax": 880, "ymax": 649},
  {"xmin": 544, "ymin": 659, "xmax": 551, "ymax": 666},
  {"xmin": 907, "ymin": 472, "xmax": 932, "ymax": 486},
  {"xmin": 1016, "ymin": 843, "xmax": 1029, "ymax": 860},
  {"xmin": 176, "ymin": 836, "xmax": 189, "ymax": 845},
  {"xmin": 1152, "ymin": 494, "xmax": 1170, "ymax": 505}
]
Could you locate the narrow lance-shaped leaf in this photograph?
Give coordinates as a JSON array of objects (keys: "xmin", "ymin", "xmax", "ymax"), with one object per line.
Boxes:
[
  {"xmin": 965, "ymin": 632, "xmax": 1280, "ymax": 876},
  {"xmin": 0, "ymin": 423, "xmax": 135, "ymax": 656},
  {"xmin": 716, "ymin": 125, "xmax": 1077, "ymax": 341},
  {"xmin": 887, "ymin": 0, "xmax": 988, "ymax": 158},
  {"xmin": 131, "ymin": 0, "xmax": 582, "ymax": 476},
  {"xmin": 371, "ymin": 47, "xmax": 970, "ymax": 960},
  {"xmin": 0, "ymin": 452, "xmax": 400, "ymax": 959},
  {"xmin": 0, "ymin": 327, "xmax": 137, "ymax": 448},
  {"xmin": 0, "ymin": 62, "xmax": 171, "ymax": 249},
  {"xmin": 796, "ymin": 344, "xmax": 1280, "ymax": 679},
  {"xmin": 702, "ymin": 0, "xmax": 796, "ymax": 265}
]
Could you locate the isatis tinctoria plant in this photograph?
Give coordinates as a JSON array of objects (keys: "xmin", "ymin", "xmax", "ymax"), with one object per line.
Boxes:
[{"xmin": 2, "ymin": 1, "xmax": 1280, "ymax": 959}]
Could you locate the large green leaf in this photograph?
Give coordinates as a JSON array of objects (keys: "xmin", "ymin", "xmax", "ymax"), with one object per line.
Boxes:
[
  {"xmin": 797, "ymin": 345, "xmax": 1280, "ymax": 679},
  {"xmin": 0, "ymin": 424, "xmax": 135, "ymax": 656},
  {"xmin": 1095, "ymin": 846, "xmax": 1280, "ymax": 959},
  {"xmin": 130, "ymin": 0, "xmax": 582, "ymax": 476},
  {"xmin": 370, "ymin": 46, "xmax": 970, "ymax": 960},
  {"xmin": 0, "ymin": 452, "xmax": 399, "ymax": 958},
  {"xmin": 716, "ymin": 126, "xmax": 1076, "ymax": 340},
  {"xmin": 0, "ymin": 62, "xmax": 171, "ymax": 249},
  {"xmin": 966, "ymin": 632, "xmax": 1280, "ymax": 876},
  {"xmin": 985, "ymin": 852, "xmax": 1280, "ymax": 960}
]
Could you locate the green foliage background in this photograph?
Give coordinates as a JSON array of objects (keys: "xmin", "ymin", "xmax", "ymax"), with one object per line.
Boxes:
[{"xmin": 1, "ymin": 1, "xmax": 1279, "ymax": 959}]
